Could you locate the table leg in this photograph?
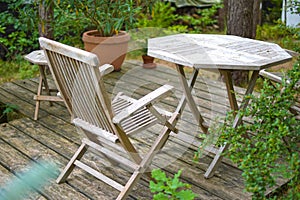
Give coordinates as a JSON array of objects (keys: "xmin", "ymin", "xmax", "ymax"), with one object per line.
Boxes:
[
  {"xmin": 40, "ymin": 65, "xmax": 52, "ymax": 103},
  {"xmin": 220, "ymin": 70, "xmax": 239, "ymax": 112},
  {"xmin": 176, "ymin": 64, "xmax": 208, "ymax": 134},
  {"xmin": 34, "ymin": 68, "xmax": 44, "ymax": 120},
  {"xmin": 204, "ymin": 70, "xmax": 260, "ymax": 178},
  {"xmin": 34, "ymin": 65, "xmax": 59, "ymax": 120}
]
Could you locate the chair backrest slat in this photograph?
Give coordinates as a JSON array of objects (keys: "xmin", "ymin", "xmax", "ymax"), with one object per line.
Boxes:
[{"xmin": 39, "ymin": 37, "xmax": 118, "ymax": 135}]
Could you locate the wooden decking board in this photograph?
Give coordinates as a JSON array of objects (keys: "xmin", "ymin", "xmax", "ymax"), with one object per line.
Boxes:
[
  {"xmin": 101, "ymin": 67, "xmax": 228, "ymax": 134},
  {"xmin": 0, "ymin": 124, "xmax": 94, "ymax": 200},
  {"xmin": 132, "ymin": 127, "xmax": 250, "ymax": 199},
  {"xmin": 0, "ymin": 60, "xmax": 288, "ymax": 199},
  {"xmin": 106, "ymin": 61, "xmax": 234, "ymax": 109},
  {"xmin": 103, "ymin": 62, "xmax": 245, "ymax": 125},
  {"xmin": 0, "ymin": 139, "xmax": 49, "ymax": 200},
  {"xmin": 12, "ymin": 79, "xmax": 70, "ymax": 120},
  {"xmin": 0, "ymin": 121, "xmax": 141, "ymax": 200},
  {"xmin": 0, "ymin": 87, "xmax": 38, "ymax": 118},
  {"xmin": 8, "ymin": 116, "xmax": 160, "ymax": 199},
  {"xmin": 31, "ymin": 100, "xmax": 244, "ymax": 198}
]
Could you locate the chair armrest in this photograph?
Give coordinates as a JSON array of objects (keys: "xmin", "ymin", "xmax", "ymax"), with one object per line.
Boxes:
[
  {"xmin": 99, "ymin": 64, "xmax": 114, "ymax": 76},
  {"xmin": 113, "ymin": 84, "xmax": 174, "ymax": 124},
  {"xmin": 259, "ymin": 69, "xmax": 283, "ymax": 83}
]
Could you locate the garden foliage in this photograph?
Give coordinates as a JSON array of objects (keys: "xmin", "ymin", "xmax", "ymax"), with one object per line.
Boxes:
[
  {"xmin": 150, "ymin": 169, "xmax": 196, "ymax": 200},
  {"xmin": 218, "ymin": 61, "xmax": 300, "ymax": 199}
]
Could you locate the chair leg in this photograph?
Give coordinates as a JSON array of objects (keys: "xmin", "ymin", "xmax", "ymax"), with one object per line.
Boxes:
[
  {"xmin": 117, "ymin": 113, "xmax": 178, "ymax": 199},
  {"xmin": 204, "ymin": 143, "xmax": 229, "ymax": 178},
  {"xmin": 56, "ymin": 142, "xmax": 88, "ymax": 183}
]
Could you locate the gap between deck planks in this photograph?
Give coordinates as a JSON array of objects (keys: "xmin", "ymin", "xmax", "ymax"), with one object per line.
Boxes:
[{"xmin": 0, "ymin": 60, "xmax": 287, "ymax": 199}]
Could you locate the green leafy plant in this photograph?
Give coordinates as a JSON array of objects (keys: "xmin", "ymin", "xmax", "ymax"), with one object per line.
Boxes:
[
  {"xmin": 0, "ymin": 59, "xmax": 39, "ymax": 84},
  {"xmin": 286, "ymin": 0, "xmax": 300, "ymax": 15},
  {"xmin": 53, "ymin": 3, "xmax": 90, "ymax": 47},
  {"xmin": 59, "ymin": 0, "xmax": 141, "ymax": 37},
  {"xmin": 218, "ymin": 61, "xmax": 300, "ymax": 199},
  {"xmin": 136, "ymin": 1, "xmax": 177, "ymax": 29},
  {"xmin": 179, "ymin": 3, "xmax": 222, "ymax": 33},
  {"xmin": 0, "ymin": 103, "xmax": 19, "ymax": 123},
  {"xmin": 0, "ymin": 0, "xmax": 39, "ymax": 60},
  {"xmin": 1, "ymin": 103, "xmax": 19, "ymax": 115},
  {"xmin": 150, "ymin": 169, "xmax": 196, "ymax": 200}
]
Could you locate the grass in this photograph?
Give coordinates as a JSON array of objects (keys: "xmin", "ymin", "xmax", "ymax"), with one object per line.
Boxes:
[{"xmin": 0, "ymin": 58, "xmax": 39, "ymax": 84}]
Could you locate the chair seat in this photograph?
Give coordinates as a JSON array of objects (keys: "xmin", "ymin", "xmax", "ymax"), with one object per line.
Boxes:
[{"xmin": 112, "ymin": 93, "xmax": 172, "ymax": 135}]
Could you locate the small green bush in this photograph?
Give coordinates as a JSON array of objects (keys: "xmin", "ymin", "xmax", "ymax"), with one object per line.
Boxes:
[
  {"xmin": 136, "ymin": 1, "xmax": 177, "ymax": 28},
  {"xmin": 256, "ymin": 21, "xmax": 300, "ymax": 53},
  {"xmin": 0, "ymin": 0, "xmax": 39, "ymax": 59},
  {"xmin": 0, "ymin": 59, "xmax": 38, "ymax": 84},
  {"xmin": 218, "ymin": 60, "xmax": 300, "ymax": 199},
  {"xmin": 179, "ymin": 3, "xmax": 222, "ymax": 33},
  {"xmin": 150, "ymin": 169, "xmax": 196, "ymax": 200}
]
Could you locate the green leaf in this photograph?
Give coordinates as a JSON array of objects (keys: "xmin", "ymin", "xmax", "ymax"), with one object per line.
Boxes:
[
  {"xmin": 149, "ymin": 181, "xmax": 165, "ymax": 193},
  {"xmin": 153, "ymin": 193, "xmax": 169, "ymax": 200},
  {"xmin": 176, "ymin": 190, "xmax": 196, "ymax": 200},
  {"xmin": 151, "ymin": 169, "xmax": 167, "ymax": 182}
]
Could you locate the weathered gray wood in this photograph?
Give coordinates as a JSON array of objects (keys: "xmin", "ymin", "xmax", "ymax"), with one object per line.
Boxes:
[
  {"xmin": 0, "ymin": 59, "xmax": 292, "ymax": 199},
  {"xmin": 24, "ymin": 50, "xmax": 47, "ymax": 65},
  {"xmin": 149, "ymin": 34, "xmax": 292, "ymax": 178},
  {"xmin": 24, "ymin": 50, "xmax": 62, "ymax": 120},
  {"xmin": 5, "ymin": 119, "xmax": 150, "ymax": 199},
  {"xmin": 0, "ymin": 124, "xmax": 91, "ymax": 200},
  {"xmin": 39, "ymin": 37, "xmax": 180, "ymax": 199},
  {"xmin": 148, "ymin": 34, "xmax": 292, "ymax": 70}
]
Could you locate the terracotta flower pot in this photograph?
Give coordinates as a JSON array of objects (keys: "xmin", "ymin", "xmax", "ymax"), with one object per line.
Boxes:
[
  {"xmin": 142, "ymin": 55, "xmax": 157, "ymax": 69},
  {"xmin": 82, "ymin": 30, "xmax": 130, "ymax": 71}
]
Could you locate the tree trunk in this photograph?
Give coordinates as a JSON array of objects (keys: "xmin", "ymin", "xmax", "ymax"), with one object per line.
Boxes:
[
  {"xmin": 227, "ymin": 0, "xmax": 254, "ymax": 38},
  {"xmin": 252, "ymin": 0, "xmax": 262, "ymax": 38},
  {"xmin": 218, "ymin": 0, "xmax": 228, "ymax": 31},
  {"xmin": 38, "ymin": 0, "xmax": 54, "ymax": 39},
  {"xmin": 226, "ymin": 0, "xmax": 257, "ymax": 86}
]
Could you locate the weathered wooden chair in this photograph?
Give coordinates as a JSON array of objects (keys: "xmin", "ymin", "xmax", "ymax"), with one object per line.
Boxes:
[{"xmin": 39, "ymin": 37, "xmax": 178, "ymax": 199}]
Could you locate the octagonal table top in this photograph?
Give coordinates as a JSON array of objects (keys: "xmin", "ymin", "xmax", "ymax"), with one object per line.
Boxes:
[{"xmin": 148, "ymin": 34, "xmax": 292, "ymax": 70}]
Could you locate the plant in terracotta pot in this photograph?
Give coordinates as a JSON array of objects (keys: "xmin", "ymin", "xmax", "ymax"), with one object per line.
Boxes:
[{"xmin": 62, "ymin": 0, "xmax": 140, "ymax": 71}]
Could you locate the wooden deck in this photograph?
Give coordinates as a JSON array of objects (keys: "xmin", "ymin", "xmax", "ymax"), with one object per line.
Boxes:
[{"xmin": 0, "ymin": 60, "xmax": 287, "ymax": 199}]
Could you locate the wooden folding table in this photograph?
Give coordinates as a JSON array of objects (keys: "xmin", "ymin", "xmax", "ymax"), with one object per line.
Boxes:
[
  {"xmin": 148, "ymin": 34, "xmax": 292, "ymax": 178},
  {"xmin": 24, "ymin": 50, "xmax": 63, "ymax": 120}
]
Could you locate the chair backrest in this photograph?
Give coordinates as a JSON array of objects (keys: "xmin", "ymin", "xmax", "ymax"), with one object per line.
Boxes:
[{"xmin": 39, "ymin": 37, "xmax": 118, "ymax": 136}]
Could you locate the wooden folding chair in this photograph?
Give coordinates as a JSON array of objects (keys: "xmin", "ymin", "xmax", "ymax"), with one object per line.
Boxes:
[{"xmin": 39, "ymin": 37, "xmax": 179, "ymax": 199}]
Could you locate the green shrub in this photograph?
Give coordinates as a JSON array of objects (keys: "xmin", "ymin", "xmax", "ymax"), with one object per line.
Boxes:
[
  {"xmin": 0, "ymin": 59, "xmax": 38, "ymax": 84},
  {"xmin": 179, "ymin": 3, "xmax": 222, "ymax": 33},
  {"xmin": 53, "ymin": 3, "xmax": 90, "ymax": 48},
  {"xmin": 136, "ymin": 1, "xmax": 177, "ymax": 28},
  {"xmin": 0, "ymin": 0, "xmax": 91, "ymax": 60},
  {"xmin": 0, "ymin": 0, "xmax": 39, "ymax": 60},
  {"xmin": 150, "ymin": 169, "xmax": 196, "ymax": 200},
  {"xmin": 256, "ymin": 21, "xmax": 300, "ymax": 53},
  {"xmin": 218, "ymin": 61, "xmax": 300, "ymax": 199}
]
